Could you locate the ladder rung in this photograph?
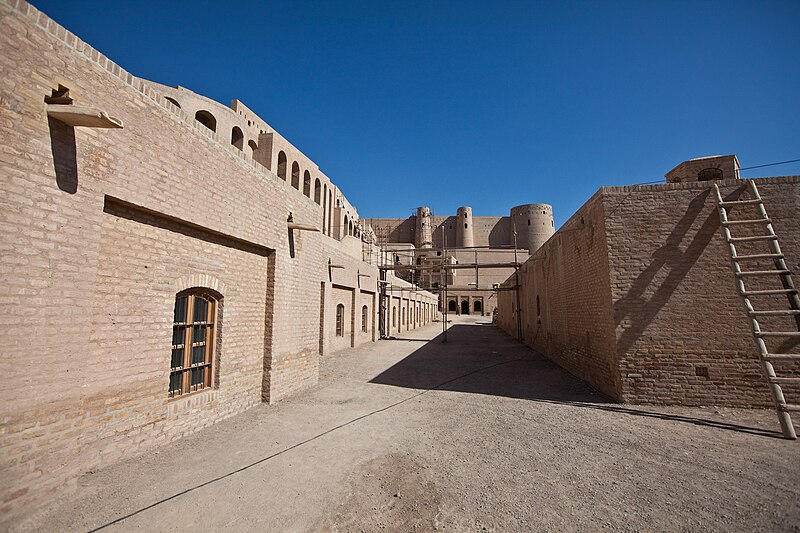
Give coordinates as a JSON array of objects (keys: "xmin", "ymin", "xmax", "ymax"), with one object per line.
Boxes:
[
  {"xmin": 756, "ymin": 331, "xmax": 800, "ymax": 338},
  {"xmin": 735, "ymin": 270, "xmax": 791, "ymax": 277},
  {"xmin": 764, "ymin": 353, "xmax": 800, "ymax": 361},
  {"xmin": 722, "ymin": 219, "xmax": 770, "ymax": 226},
  {"xmin": 728, "ymin": 235, "xmax": 778, "ymax": 243},
  {"xmin": 743, "ymin": 289, "xmax": 798, "ymax": 296},
  {"xmin": 769, "ymin": 377, "xmax": 800, "ymax": 384},
  {"xmin": 749, "ymin": 310, "xmax": 800, "ymax": 316},
  {"xmin": 718, "ymin": 199, "xmax": 762, "ymax": 206},
  {"xmin": 779, "ymin": 404, "xmax": 800, "ymax": 413},
  {"xmin": 732, "ymin": 253, "xmax": 784, "ymax": 260}
]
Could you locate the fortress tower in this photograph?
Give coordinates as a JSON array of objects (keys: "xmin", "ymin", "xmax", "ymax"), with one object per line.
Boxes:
[
  {"xmin": 456, "ymin": 206, "xmax": 475, "ymax": 248},
  {"xmin": 415, "ymin": 206, "xmax": 433, "ymax": 248},
  {"xmin": 510, "ymin": 204, "xmax": 555, "ymax": 254}
]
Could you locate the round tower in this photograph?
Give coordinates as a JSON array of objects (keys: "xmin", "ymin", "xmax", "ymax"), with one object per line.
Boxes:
[
  {"xmin": 415, "ymin": 206, "xmax": 433, "ymax": 249},
  {"xmin": 456, "ymin": 206, "xmax": 474, "ymax": 248},
  {"xmin": 510, "ymin": 204, "xmax": 554, "ymax": 254}
]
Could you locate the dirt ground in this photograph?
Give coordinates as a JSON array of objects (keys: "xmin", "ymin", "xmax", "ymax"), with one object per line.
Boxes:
[{"xmin": 29, "ymin": 317, "xmax": 800, "ymax": 532}]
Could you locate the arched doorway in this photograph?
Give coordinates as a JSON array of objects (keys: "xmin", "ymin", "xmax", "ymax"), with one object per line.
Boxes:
[
  {"xmin": 461, "ymin": 300, "xmax": 470, "ymax": 315},
  {"xmin": 474, "ymin": 299, "xmax": 482, "ymax": 313},
  {"xmin": 448, "ymin": 300, "xmax": 456, "ymax": 312}
]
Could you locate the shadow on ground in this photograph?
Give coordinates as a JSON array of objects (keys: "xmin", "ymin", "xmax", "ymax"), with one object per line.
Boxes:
[{"xmin": 372, "ymin": 320, "xmax": 781, "ymax": 439}]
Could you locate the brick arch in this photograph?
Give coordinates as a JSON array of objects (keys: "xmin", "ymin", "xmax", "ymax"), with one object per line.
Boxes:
[{"xmin": 174, "ymin": 273, "xmax": 227, "ymax": 295}]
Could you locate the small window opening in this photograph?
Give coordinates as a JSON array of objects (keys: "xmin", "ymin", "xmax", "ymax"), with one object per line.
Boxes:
[
  {"xmin": 335, "ymin": 304, "xmax": 345, "ymax": 337},
  {"xmin": 231, "ymin": 126, "xmax": 244, "ymax": 150},
  {"xmin": 291, "ymin": 162, "xmax": 300, "ymax": 189},
  {"xmin": 698, "ymin": 168, "xmax": 724, "ymax": 181},
  {"xmin": 303, "ymin": 170, "xmax": 311, "ymax": 197},
  {"xmin": 195, "ymin": 110, "xmax": 216, "ymax": 132},
  {"xmin": 277, "ymin": 151, "xmax": 287, "ymax": 180}
]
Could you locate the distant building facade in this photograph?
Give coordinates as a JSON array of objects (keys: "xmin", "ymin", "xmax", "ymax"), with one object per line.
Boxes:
[{"xmin": 364, "ymin": 204, "xmax": 555, "ymax": 317}]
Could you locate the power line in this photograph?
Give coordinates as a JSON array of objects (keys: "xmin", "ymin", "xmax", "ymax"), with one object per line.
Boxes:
[
  {"xmin": 739, "ymin": 158, "xmax": 800, "ymax": 171},
  {"xmin": 625, "ymin": 156, "xmax": 800, "ymax": 187}
]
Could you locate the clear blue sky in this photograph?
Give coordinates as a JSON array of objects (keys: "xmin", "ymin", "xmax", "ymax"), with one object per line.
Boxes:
[{"xmin": 32, "ymin": 0, "xmax": 800, "ymax": 226}]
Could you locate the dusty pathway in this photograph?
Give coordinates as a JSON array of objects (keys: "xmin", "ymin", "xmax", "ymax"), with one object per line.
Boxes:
[{"xmin": 34, "ymin": 318, "xmax": 800, "ymax": 532}]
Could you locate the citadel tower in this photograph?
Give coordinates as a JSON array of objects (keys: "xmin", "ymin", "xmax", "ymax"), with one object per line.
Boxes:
[
  {"xmin": 456, "ymin": 206, "xmax": 475, "ymax": 248},
  {"xmin": 510, "ymin": 204, "xmax": 555, "ymax": 253}
]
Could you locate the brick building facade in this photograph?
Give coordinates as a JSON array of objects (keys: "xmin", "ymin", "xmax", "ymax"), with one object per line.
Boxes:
[
  {"xmin": 0, "ymin": 1, "xmax": 437, "ymax": 526},
  {"xmin": 364, "ymin": 203, "xmax": 555, "ymax": 316}
]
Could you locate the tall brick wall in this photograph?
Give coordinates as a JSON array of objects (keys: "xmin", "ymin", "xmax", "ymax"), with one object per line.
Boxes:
[
  {"xmin": 496, "ymin": 194, "xmax": 620, "ymax": 399},
  {"xmin": 498, "ymin": 177, "xmax": 800, "ymax": 408},
  {"xmin": 604, "ymin": 177, "xmax": 800, "ymax": 406},
  {"xmin": 0, "ymin": 1, "xmax": 436, "ymax": 526}
]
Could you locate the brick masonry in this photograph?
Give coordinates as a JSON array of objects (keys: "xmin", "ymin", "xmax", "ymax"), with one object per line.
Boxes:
[
  {"xmin": 498, "ymin": 177, "xmax": 800, "ymax": 408},
  {"xmin": 0, "ymin": 1, "xmax": 437, "ymax": 526}
]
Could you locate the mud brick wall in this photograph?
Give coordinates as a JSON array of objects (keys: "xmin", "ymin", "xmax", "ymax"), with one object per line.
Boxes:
[
  {"xmin": 498, "ymin": 177, "xmax": 800, "ymax": 407},
  {"xmin": 604, "ymin": 177, "xmax": 800, "ymax": 406},
  {"xmin": 0, "ymin": 0, "xmax": 437, "ymax": 526},
  {"xmin": 497, "ymin": 194, "xmax": 620, "ymax": 400}
]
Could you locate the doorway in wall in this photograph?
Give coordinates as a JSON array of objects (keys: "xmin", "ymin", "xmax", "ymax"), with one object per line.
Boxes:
[{"xmin": 461, "ymin": 300, "xmax": 470, "ymax": 315}]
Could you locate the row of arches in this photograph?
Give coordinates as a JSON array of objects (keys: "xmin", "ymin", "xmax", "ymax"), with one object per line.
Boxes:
[
  {"xmin": 389, "ymin": 301, "xmax": 436, "ymax": 332},
  {"xmin": 275, "ymin": 151, "xmax": 323, "ymax": 205},
  {"xmin": 174, "ymin": 100, "xmax": 337, "ymax": 235},
  {"xmin": 447, "ymin": 298, "xmax": 483, "ymax": 315}
]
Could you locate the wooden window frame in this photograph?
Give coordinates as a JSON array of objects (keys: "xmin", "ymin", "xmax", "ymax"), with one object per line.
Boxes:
[
  {"xmin": 336, "ymin": 303, "xmax": 345, "ymax": 337},
  {"xmin": 169, "ymin": 289, "xmax": 218, "ymax": 398}
]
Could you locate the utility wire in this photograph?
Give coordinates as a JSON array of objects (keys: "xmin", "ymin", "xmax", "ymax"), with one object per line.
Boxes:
[
  {"xmin": 739, "ymin": 158, "xmax": 800, "ymax": 171},
  {"xmin": 625, "ymin": 156, "xmax": 800, "ymax": 187}
]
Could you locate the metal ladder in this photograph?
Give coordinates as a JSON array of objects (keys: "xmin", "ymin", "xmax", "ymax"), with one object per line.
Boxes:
[{"xmin": 713, "ymin": 179, "xmax": 800, "ymax": 439}]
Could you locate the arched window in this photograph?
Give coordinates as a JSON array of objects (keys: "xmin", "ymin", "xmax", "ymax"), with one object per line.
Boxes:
[
  {"xmin": 343, "ymin": 215, "xmax": 349, "ymax": 238},
  {"xmin": 291, "ymin": 162, "xmax": 300, "ymax": 189},
  {"xmin": 392, "ymin": 306, "xmax": 396, "ymax": 327},
  {"xmin": 195, "ymin": 110, "xmax": 216, "ymax": 132},
  {"xmin": 303, "ymin": 170, "xmax": 312, "ymax": 197},
  {"xmin": 277, "ymin": 151, "xmax": 287, "ymax": 180},
  {"xmin": 165, "ymin": 96, "xmax": 181, "ymax": 108},
  {"xmin": 698, "ymin": 168, "xmax": 724, "ymax": 181},
  {"xmin": 248, "ymin": 140, "xmax": 258, "ymax": 157},
  {"xmin": 322, "ymin": 184, "xmax": 328, "ymax": 232},
  {"xmin": 335, "ymin": 304, "xmax": 345, "ymax": 337},
  {"xmin": 231, "ymin": 127, "xmax": 244, "ymax": 150},
  {"xmin": 349, "ymin": 221, "xmax": 354, "ymax": 236},
  {"xmin": 314, "ymin": 179, "xmax": 322, "ymax": 204},
  {"xmin": 448, "ymin": 300, "xmax": 457, "ymax": 312},
  {"xmin": 402, "ymin": 308, "xmax": 406, "ymax": 325},
  {"xmin": 328, "ymin": 190, "xmax": 333, "ymax": 236},
  {"xmin": 169, "ymin": 289, "xmax": 219, "ymax": 397},
  {"xmin": 474, "ymin": 300, "xmax": 482, "ymax": 313},
  {"xmin": 361, "ymin": 305, "xmax": 369, "ymax": 333}
]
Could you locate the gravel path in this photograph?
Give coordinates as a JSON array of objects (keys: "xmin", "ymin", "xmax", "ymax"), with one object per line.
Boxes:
[{"xmin": 33, "ymin": 317, "xmax": 800, "ymax": 532}]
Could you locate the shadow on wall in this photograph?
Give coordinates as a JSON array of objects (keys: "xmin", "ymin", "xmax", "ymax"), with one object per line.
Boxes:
[
  {"xmin": 488, "ymin": 217, "xmax": 512, "ymax": 247},
  {"xmin": 372, "ymin": 321, "xmax": 781, "ymax": 438},
  {"xmin": 49, "ymin": 116, "xmax": 78, "ymax": 193},
  {"xmin": 612, "ymin": 188, "xmax": 728, "ymax": 356}
]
